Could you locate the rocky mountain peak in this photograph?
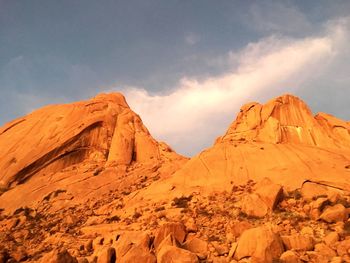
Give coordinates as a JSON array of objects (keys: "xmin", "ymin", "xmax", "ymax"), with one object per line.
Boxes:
[
  {"xmin": 0, "ymin": 93, "xmax": 184, "ymax": 190},
  {"xmin": 217, "ymin": 94, "xmax": 350, "ymax": 149}
]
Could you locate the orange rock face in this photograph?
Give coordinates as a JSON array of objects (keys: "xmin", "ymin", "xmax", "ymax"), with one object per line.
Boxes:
[
  {"xmin": 0, "ymin": 93, "xmax": 186, "ymax": 212},
  {"xmin": 0, "ymin": 92, "xmax": 349, "ymax": 263},
  {"xmin": 133, "ymin": 94, "xmax": 350, "ymax": 207},
  {"xmin": 218, "ymin": 94, "xmax": 350, "ymax": 148}
]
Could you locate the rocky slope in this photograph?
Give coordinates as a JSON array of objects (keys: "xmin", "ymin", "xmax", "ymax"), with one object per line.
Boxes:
[{"xmin": 0, "ymin": 93, "xmax": 349, "ymax": 263}]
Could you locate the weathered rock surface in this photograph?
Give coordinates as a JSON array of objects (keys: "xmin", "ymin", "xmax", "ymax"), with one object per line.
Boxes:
[
  {"xmin": 0, "ymin": 93, "xmax": 350, "ymax": 262},
  {"xmin": 281, "ymin": 234, "xmax": 315, "ymax": 251},
  {"xmin": 0, "ymin": 93, "xmax": 186, "ymax": 213},
  {"xmin": 157, "ymin": 246, "xmax": 198, "ymax": 263},
  {"xmin": 234, "ymin": 226, "xmax": 284, "ymax": 262},
  {"xmin": 39, "ymin": 249, "xmax": 78, "ymax": 263},
  {"xmin": 154, "ymin": 222, "xmax": 186, "ymax": 250},
  {"xmin": 319, "ymin": 204, "xmax": 348, "ymax": 223},
  {"xmin": 131, "ymin": 95, "xmax": 350, "ymax": 209},
  {"xmin": 220, "ymin": 94, "xmax": 350, "ymax": 148}
]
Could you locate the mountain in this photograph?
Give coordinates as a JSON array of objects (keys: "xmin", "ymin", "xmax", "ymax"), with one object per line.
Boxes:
[
  {"xmin": 0, "ymin": 93, "xmax": 349, "ymax": 263},
  {"xmin": 130, "ymin": 94, "xmax": 350, "ymax": 205},
  {"xmin": 0, "ymin": 93, "xmax": 186, "ymax": 212}
]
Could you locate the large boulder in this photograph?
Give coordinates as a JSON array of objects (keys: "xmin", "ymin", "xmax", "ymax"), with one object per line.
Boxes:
[
  {"xmin": 154, "ymin": 222, "xmax": 187, "ymax": 250},
  {"xmin": 97, "ymin": 247, "xmax": 116, "ymax": 263},
  {"xmin": 157, "ymin": 245, "xmax": 198, "ymax": 263},
  {"xmin": 320, "ymin": 204, "xmax": 348, "ymax": 223},
  {"xmin": 234, "ymin": 226, "xmax": 284, "ymax": 262},
  {"xmin": 182, "ymin": 237, "xmax": 209, "ymax": 259},
  {"xmin": 241, "ymin": 194, "xmax": 269, "ymax": 218},
  {"xmin": 255, "ymin": 178, "xmax": 283, "ymax": 210},
  {"xmin": 114, "ymin": 231, "xmax": 155, "ymax": 263}
]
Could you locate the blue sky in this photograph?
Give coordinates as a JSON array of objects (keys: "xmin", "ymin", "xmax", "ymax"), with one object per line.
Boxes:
[{"xmin": 1, "ymin": 0, "xmax": 350, "ymax": 155}]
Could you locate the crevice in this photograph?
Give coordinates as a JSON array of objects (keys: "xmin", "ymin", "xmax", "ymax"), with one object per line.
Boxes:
[
  {"xmin": 9, "ymin": 121, "xmax": 104, "ymax": 187},
  {"xmin": 198, "ymin": 153, "xmax": 212, "ymax": 176},
  {"xmin": 302, "ymin": 180, "xmax": 350, "ymax": 192}
]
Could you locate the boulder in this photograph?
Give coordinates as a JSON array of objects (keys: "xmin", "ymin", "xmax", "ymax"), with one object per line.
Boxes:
[
  {"xmin": 39, "ymin": 249, "xmax": 78, "ymax": 263},
  {"xmin": 240, "ymin": 194, "xmax": 268, "ymax": 218},
  {"xmin": 157, "ymin": 245, "xmax": 198, "ymax": 263},
  {"xmin": 314, "ymin": 243, "xmax": 337, "ymax": 259},
  {"xmin": 301, "ymin": 182, "xmax": 329, "ymax": 201},
  {"xmin": 234, "ymin": 226, "xmax": 284, "ymax": 262},
  {"xmin": 336, "ymin": 239, "xmax": 350, "ymax": 257},
  {"xmin": 97, "ymin": 247, "xmax": 116, "ymax": 263},
  {"xmin": 280, "ymin": 250, "xmax": 302, "ymax": 263},
  {"xmin": 154, "ymin": 222, "xmax": 187, "ymax": 250},
  {"xmin": 308, "ymin": 197, "xmax": 330, "ymax": 219},
  {"xmin": 182, "ymin": 237, "xmax": 208, "ymax": 258},
  {"xmin": 156, "ymin": 233, "xmax": 179, "ymax": 254},
  {"xmin": 320, "ymin": 204, "xmax": 348, "ymax": 223},
  {"xmin": 255, "ymin": 178, "xmax": 283, "ymax": 210},
  {"xmin": 114, "ymin": 231, "xmax": 153, "ymax": 263},
  {"xmin": 323, "ymin": 232, "xmax": 339, "ymax": 245},
  {"xmin": 211, "ymin": 241, "xmax": 229, "ymax": 256},
  {"xmin": 281, "ymin": 234, "xmax": 314, "ymax": 251},
  {"xmin": 120, "ymin": 246, "xmax": 156, "ymax": 263},
  {"xmin": 226, "ymin": 220, "xmax": 253, "ymax": 240}
]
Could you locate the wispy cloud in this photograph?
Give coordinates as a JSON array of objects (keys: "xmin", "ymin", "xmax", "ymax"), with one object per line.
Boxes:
[
  {"xmin": 246, "ymin": 1, "xmax": 313, "ymax": 35},
  {"xmin": 184, "ymin": 32, "xmax": 200, "ymax": 46},
  {"xmin": 110, "ymin": 18, "xmax": 349, "ymax": 156}
]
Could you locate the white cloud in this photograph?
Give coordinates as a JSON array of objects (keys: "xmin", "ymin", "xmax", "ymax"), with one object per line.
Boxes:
[
  {"xmin": 184, "ymin": 32, "xmax": 200, "ymax": 46},
  {"xmin": 110, "ymin": 18, "xmax": 349, "ymax": 156}
]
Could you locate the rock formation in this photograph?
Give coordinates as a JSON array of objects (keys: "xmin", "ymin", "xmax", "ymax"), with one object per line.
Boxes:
[
  {"xmin": 0, "ymin": 93, "xmax": 187, "ymax": 212},
  {"xmin": 132, "ymin": 94, "xmax": 350, "ymax": 207},
  {"xmin": 0, "ymin": 92, "xmax": 349, "ymax": 263}
]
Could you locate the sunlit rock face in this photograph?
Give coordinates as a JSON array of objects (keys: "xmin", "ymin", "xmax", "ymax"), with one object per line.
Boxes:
[
  {"xmin": 217, "ymin": 94, "xmax": 350, "ymax": 148},
  {"xmin": 0, "ymin": 93, "xmax": 186, "ymax": 212},
  {"xmin": 130, "ymin": 94, "xmax": 350, "ymax": 206},
  {"xmin": 0, "ymin": 92, "xmax": 349, "ymax": 263}
]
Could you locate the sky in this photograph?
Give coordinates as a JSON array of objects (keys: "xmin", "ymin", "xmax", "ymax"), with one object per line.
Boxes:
[{"xmin": 0, "ymin": 0, "xmax": 350, "ymax": 156}]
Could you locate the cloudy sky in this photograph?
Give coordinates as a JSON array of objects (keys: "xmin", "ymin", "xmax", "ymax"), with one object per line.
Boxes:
[{"xmin": 1, "ymin": 0, "xmax": 349, "ymax": 156}]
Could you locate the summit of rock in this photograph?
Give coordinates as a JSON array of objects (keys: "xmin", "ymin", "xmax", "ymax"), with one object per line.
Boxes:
[
  {"xmin": 217, "ymin": 94, "xmax": 350, "ymax": 148},
  {"xmin": 131, "ymin": 94, "xmax": 350, "ymax": 207},
  {"xmin": 0, "ymin": 92, "xmax": 187, "ymax": 212}
]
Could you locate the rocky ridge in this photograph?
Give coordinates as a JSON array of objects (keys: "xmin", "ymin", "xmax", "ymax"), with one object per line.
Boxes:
[{"xmin": 0, "ymin": 93, "xmax": 349, "ymax": 263}]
